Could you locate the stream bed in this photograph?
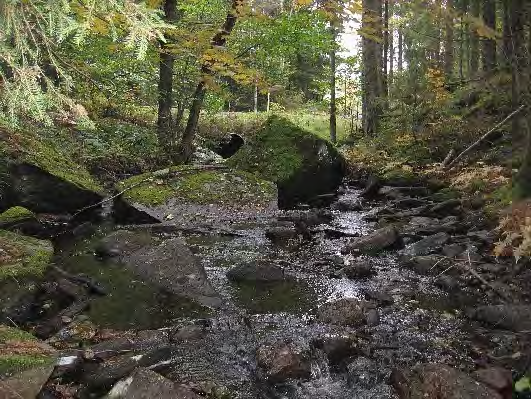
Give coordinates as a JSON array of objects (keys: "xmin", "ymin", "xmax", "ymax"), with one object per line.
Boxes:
[{"xmin": 10, "ymin": 184, "xmax": 529, "ymax": 398}]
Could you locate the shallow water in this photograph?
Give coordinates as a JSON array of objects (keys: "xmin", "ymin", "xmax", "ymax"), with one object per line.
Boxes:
[{"xmin": 51, "ymin": 187, "xmax": 488, "ymax": 398}]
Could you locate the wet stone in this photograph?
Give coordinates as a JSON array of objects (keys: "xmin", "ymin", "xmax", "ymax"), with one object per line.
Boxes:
[
  {"xmin": 332, "ymin": 198, "xmax": 363, "ymax": 212},
  {"xmin": 467, "ymin": 304, "xmax": 531, "ymax": 332},
  {"xmin": 256, "ymin": 342, "xmax": 311, "ymax": 383},
  {"xmin": 226, "ymin": 261, "xmax": 286, "ymax": 283},
  {"xmin": 473, "ymin": 367, "xmax": 513, "ymax": 393},
  {"xmin": 347, "ymin": 357, "xmax": 388, "ymax": 388},
  {"xmin": 401, "ymin": 232, "xmax": 450, "ymax": 256},
  {"xmin": 343, "ymin": 262, "xmax": 376, "ymax": 280},
  {"xmin": 317, "ymin": 298, "xmax": 371, "ymax": 327}
]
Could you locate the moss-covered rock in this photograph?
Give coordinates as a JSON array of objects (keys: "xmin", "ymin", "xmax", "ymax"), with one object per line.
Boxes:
[
  {"xmin": 0, "ymin": 326, "xmax": 56, "ymax": 377},
  {"xmin": 0, "ymin": 128, "xmax": 104, "ymax": 213},
  {"xmin": 0, "ymin": 230, "xmax": 53, "ymax": 281},
  {"xmin": 0, "ymin": 206, "xmax": 36, "ymax": 226},
  {"xmin": 114, "ymin": 166, "xmax": 277, "ymax": 226},
  {"xmin": 227, "ymin": 115, "xmax": 345, "ymax": 207}
]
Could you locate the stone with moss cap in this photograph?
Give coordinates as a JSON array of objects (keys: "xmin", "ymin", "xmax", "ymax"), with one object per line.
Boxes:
[
  {"xmin": 0, "ymin": 230, "xmax": 53, "ymax": 281},
  {"xmin": 0, "ymin": 325, "xmax": 57, "ymax": 399},
  {"xmin": 227, "ymin": 115, "xmax": 345, "ymax": 208},
  {"xmin": 114, "ymin": 166, "xmax": 278, "ymax": 226},
  {"xmin": 0, "ymin": 206, "xmax": 36, "ymax": 227},
  {"xmin": 1, "ymin": 128, "xmax": 104, "ymax": 214}
]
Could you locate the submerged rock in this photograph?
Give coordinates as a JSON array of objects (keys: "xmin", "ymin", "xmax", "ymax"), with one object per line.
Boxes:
[
  {"xmin": 227, "ymin": 115, "xmax": 345, "ymax": 208},
  {"xmin": 392, "ymin": 363, "xmax": 502, "ymax": 399},
  {"xmin": 227, "ymin": 261, "xmax": 287, "ymax": 283},
  {"xmin": 343, "ymin": 262, "xmax": 376, "ymax": 280},
  {"xmin": 347, "ymin": 357, "xmax": 388, "ymax": 388},
  {"xmin": 96, "ymin": 230, "xmax": 222, "ymax": 308},
  {"xmin": 342, "ymin": 226, "xmax": 401, "ymax": 255},
  {"xmin": 256, "ymin": 341, "xmax": 311, "ymax": 382},
  {"xmin": 0, "ymin": 325, "xmax": 57, "ymax": 399},
  {"xmin": 114, "ymin": 166, "xmax": 277, "ymax": 226}
]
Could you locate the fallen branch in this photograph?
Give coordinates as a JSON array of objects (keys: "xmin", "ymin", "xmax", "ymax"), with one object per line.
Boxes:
[{"xmin": 445, "ymin": 104, "xmax": 526, "ymax": 169}]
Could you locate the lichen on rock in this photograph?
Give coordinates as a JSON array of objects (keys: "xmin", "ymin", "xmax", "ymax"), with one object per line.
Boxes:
[
  {"xmin": 0, "ymin": 206, "xmax": 36, "ymax": 225},
  {"xmin": 0, "ymin": 230, "xmax": 53, "ymax": 281}
]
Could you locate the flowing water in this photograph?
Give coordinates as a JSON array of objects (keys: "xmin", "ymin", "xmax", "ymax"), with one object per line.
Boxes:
[{"xmin": 50, "ymin": 187, "xmax": 489, "ymax": 398}]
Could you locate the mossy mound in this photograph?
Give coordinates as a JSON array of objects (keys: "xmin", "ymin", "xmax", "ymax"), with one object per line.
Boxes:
[
  {"xmin": 227, "ymin": 115, "xmax": 345, "ymax": 207},
  {"xmin": 0, "ymin": 128, "xmax": 104, "ymax": 213},
  {"xmin": 0, "ymin": 207, "xmax": 36, "ymax": 225},
  {"xmin": 0, "ymin": 230, "xmax": 53, "ymax": 281},
  {"xmin": 117, "ymin": 166, "xmax": 277, "ymax": 207},
  {"xmin": 0, "ymin": 325, "xmax": 56, "ymax": 377},
  {"xmin": 114, "ymin": 166, "xmax": 277, "ymax": 225}
]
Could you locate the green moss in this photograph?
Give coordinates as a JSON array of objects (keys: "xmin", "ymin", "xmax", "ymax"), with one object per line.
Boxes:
[
  {"xmin": 1, "ymin": 129, "xmax": 103, "ymax": 195},
  {"xmin": 0, "ymin": 230, "xmax": 53, "ymax": 281},
  {"xmin": 0, "ymin": 206, "xmax": 35, "ymax": 224},
  {"xmin": 0, "ymin": 325, "xmax": 56, "ymax": 377},
  {"xmin": 227, "ymin": 115, "xmax": 316, "ymax": 183},
  {"xmin": 432, "ymin": 187, "xmax": 460, "ymax": 202},
  {"xmin": 117, "ymin": 166, "xmax": 277, "ymax": 206}
]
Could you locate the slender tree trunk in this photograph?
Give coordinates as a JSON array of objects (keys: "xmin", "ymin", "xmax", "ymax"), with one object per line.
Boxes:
[
  {"xmin": 157, "ymin": 0, "xmax": 178, "ymax": 154},
  {"xmin": 254, "ymin": 83, "xmax": 259, "ymax": 113},
  {"xmin": 330, "ymin": 26, "xmax": 337, "ymax": 144},
  {"xmin": 502, "ymin": 0, "xmax": 511, "ymax": 68},
  {"xmin": 362, "ymin": 0, "xmax": 383, "ymax": 136},
  {"xmin": 444, "ymin": 0, "xmax": 454, "ymax": 80},
  {"xmin": 177, "ymin": 0, "xmax": 240, "ymax": 163},
  {"xmin": 513, "ymin": 0, "xmax": 531, "ymax": 197},
  {"xmin": 398, "ymin": 30, "xmax": 403, "ymax": 72},
  {"xmin": 482, "ymin": 0, "xmax": 497, "ymax": 72},
  {"xmin": 382, "ymin": 0, "xmax": 389, "ymax": 102},
  {"xmin": 388, "ymin": 0, "xmax": 394, "ymax": 92},
  {"xmin": 267, "ymin": 91, "xmax": 271, "ymax": 112},
  {"xmin": 469, "ymin": 0, "xmax": 480, "ymax": 75}
]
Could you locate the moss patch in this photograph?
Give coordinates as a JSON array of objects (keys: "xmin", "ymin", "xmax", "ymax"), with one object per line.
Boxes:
[
  {"xmin": 0, "ymin": 206, "xmax": 35, "ymax": 224},
  {"xmin": 227, "ymin": 115, "xmax": 318, "ymax": 183},
  {"xmin": 0, "ymin": 230, "xmax": 53, "ymax": 281},
  {"xmin": 117, "ymin": 166, "xmax": 277, "ymax": 207},
  {"xmin": 0, "ymin": 325, "xmax": 56, "ymax": 377},
  {"xmin": 0, "ymin": 128, "xmax": 103, "ymax": 195}
]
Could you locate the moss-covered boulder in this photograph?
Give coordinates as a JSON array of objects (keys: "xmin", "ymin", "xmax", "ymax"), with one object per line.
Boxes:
[
  {"xmin": 114, "ymin": 166, "xmax": 277, "ymax": 226},
  {"xmin": 227, "ymin": 115, "xmax": 345, "ymax": 207},
  {"xmin": 0, "ymin": 230, "xmax": 53, "ymax": 281},
  {"xmin": 0, "ymin": 325, "xmax": 57, "ymax": 398},
  {"xmin": 0, "ymin": 206, "xmax": 36, "ymax": 229},
  {"xmin": 0, "ymin": 128, "xmax": 104, "ymax": 214}
]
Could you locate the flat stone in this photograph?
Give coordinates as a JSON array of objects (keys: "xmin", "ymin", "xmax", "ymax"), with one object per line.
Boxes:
[
  {"xmin": 227, "ymin": 262, "xmax": 286, "ymax": 283},
  {"xmin": 342, "ymin": 226, "xmax": 401, "ymax": 255},
  {"xmin": 467, "ymin": 304, "xmax": 531, "ymax": 332},
  {"xmin": 402, "ymin": 232, "xmax": 450, "ymax": 256}
]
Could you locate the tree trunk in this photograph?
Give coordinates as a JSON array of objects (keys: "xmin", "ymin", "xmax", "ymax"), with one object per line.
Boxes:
[
  {"xmin": 444, "ymin": 0, "xmax": 454, "ymax": 80},
  {"xmin": 382, "ymin": 0, "xmax": 389, "ymax": 102},
  {"xmin": 398, "ymin": 30, "xmax": 403, "ymax": 72},
  {"xmin": 469, "ymin": 0, "xmax": 480, "ymax": 75},
  {"xmin": 502, "ymin": 0, "xmax": 511, "ymax": 68},
  {"xmin": 482, "ymin": 0, "xmax": 497, "ymax": 72},
  {"xmin": 388, "ymin": 0, "xmax": 394, "ymax": 92},
  {"xmin": 176, "ymin": 0, "xmax": 240, "ymax": 164},
  {"xmin": 157, "ymin": 0, "xmax": 178, "ymax": 153},
  {"xmin": 362, "ymin": 0, "xmax": 383, "ymax": 136},
  {"xmin": 254, "ymin": 83, "xmax": 258, "ymax": 113},
  {"xmin": 513, "ymin": 0, "xmax": 531, "ymax": 197},
  {"xmin": 330, "ymin": 27, "xmax": 337, "ymax": 144}
]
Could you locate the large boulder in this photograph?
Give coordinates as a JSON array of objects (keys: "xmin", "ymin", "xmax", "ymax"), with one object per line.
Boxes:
[
  {"xmin": 0, "ymin": 130, "xmax": 104, "ymax": 214},
  {"xmin": 0, "ymin": 325, "xmax": 57, "ymax": 399},
  {"xmin": 392, "ymin": 363, "xmax": 502, "ymax": 399},
  {"xmin": 95, "ymin": 230, "xmax": 222, "ymax": 308},
  {"xmin": 114, "ymin": 166, "xmax": 277, "ymax": 226},
  {"xmin": 227, "ymin": 115, "xmax": 345, "ymax": 207}
]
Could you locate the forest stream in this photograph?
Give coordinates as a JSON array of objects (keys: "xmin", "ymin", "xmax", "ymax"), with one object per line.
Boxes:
[{"xmin": 4, "ymin": 176, "xmax": 528, "ymax": 399}]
